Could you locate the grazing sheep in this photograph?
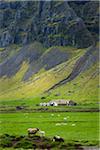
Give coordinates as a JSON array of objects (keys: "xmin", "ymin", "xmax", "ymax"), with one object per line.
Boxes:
[
  {"xmin": 38, "ymin": 130, "xmax": 45, "ymax": 137},
  {"xmin": 64, "ymin": 117, "xmax": 67, "ymax": 120},
  {"xmin": 72, "ymin": 123, "xmax": 76, "ymax": 126},
  {"xmin": 27, "ymin": 128, "xmax": 39, "ymax": 136},
  {"xmin": 55, "ymin": 123, "xmax": 61, "ymax": 126},
  {"xmin": 53, "ymin": 135, "xmax": 64, "ymax": 142},
  {"xmin": 55, "ymin": 123, "xmax": 67, "ymax": 126},
  {"xmin": 61, "ymin": 123, "xmax": 67, "ymax": 125}
]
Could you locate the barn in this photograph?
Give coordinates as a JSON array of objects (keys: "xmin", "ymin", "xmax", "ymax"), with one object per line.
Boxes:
[
  {"xmin": 49, "ymin": 100, "xmax": 77, "ymax": 106},
  {"xmin": 39, "ymin": 100, "xmax": 77, "ymax": 107}
]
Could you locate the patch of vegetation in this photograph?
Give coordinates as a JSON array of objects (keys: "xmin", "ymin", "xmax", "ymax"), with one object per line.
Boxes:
[
  {"xmin": 0, "ymin": 48, "xmax": 5, "ymax": 51},
  {"xmin": 48, "ymin": 22, "xmax": 59, "ymax": 27},
  {"xmin": 48, "ymin": 33, "xmax": 68, "ymax": 40},
  {"xmin": 0, "ymin": 61, "xmax": 29, "ymax": 94},
  {"xmin": 67, "ymin": 20, "xmax": 78, "ymax": 29},
  {"xmin": 1, "ymin": 134, "xmax": 97, "ymax": 149}
]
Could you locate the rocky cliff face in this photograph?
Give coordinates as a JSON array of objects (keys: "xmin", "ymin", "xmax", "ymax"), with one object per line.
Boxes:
[
  {"xmin": 69, "ymin": 1, "xmax": 99, "ymax": 42},
  {"xmin": 0, "ymin": 1, "xmax": 98, "ymax": 48}
]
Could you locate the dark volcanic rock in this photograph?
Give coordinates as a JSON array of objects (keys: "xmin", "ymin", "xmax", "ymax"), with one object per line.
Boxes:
[
  {"xmin": 0, "ymin": 42, "xmax": 44, "ymax": 77},
  {"xmin": 0, "ymin": 1, "xmax": 97, "ymax": 48},
  {"xmin": 68, "ymin": 1, "xmax": 99, "ymax": 42},
  {"xmin": 23, "ymin": 47, "xmax": 69, "ymax": 80},
  {"xmin": 0, "ymin": 43, "xmax": 70, "ymax": 79}
]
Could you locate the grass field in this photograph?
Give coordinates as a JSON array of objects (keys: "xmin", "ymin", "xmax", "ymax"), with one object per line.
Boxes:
[{"xmin": 0, "ymin": 112, "xmax": 99, "ymax": 146}]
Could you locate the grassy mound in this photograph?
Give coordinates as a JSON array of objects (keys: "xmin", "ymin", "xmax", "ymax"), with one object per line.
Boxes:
[{"xmin": 0, "ymin": 134, "xmax": 84, "ymax": 150}]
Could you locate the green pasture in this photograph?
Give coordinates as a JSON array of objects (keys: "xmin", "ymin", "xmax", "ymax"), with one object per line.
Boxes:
[
  {"xmin": 0, "ymin": 112, "xmax": 99, "ymax": 146},
  {"xmin": 0, "ymin": 96, "xmax": 99, "ymax": 113}
]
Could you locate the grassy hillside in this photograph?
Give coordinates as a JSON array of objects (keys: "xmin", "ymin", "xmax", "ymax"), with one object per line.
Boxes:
[
  {"xmin": 46, "ymin": 63, "xmax": 99, "ymax": 104},
  {"xmin": 0, "ymin": 45, "xmax": 99, "ymax": 104}
]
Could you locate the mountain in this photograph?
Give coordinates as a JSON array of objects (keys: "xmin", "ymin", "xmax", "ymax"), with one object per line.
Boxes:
[
  {"xmin": 0, "ymin": 1, "xmax": 99, "ymax": 103},
  {"xmin": 0, "ymin": 1, "xmax": 98, "ymax": 48}
]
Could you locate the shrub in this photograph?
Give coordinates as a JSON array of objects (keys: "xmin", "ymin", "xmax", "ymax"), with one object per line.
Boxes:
[{"xmin": 13, "ymin": 139, "xmax": 34, "ymax": 149}]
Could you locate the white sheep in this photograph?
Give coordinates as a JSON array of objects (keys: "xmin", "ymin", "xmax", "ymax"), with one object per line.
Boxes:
[
  {"xmin": 61, "ymin": 123, "xmax": 67, "ymax": 125},
  {"xmin": 72, "ymin": 123, "xmax": 76, "ymax": 126},
  {"xmin": 64, "ymin": 117, "xmax": 67, "ymax": 121},
  {"xmin": 55, "ymin": 123, "xmax": 61, "ymax": 126},
  {"xmin": 38, "ymin": 130, "xmax": 45, "ymax": 137},
  {"xmin": 27, "ymin": 128, "xmax": 39, "ymax": 136}
]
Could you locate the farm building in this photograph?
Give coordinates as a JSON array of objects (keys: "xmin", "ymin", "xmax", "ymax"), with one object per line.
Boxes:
[
  {"xmin": 49, "ymin": 100, "xmax": 77, "ymax": 106},
  {"xmin": 39, "ymin": 100, "xmax": 77, "ymax": 106}
]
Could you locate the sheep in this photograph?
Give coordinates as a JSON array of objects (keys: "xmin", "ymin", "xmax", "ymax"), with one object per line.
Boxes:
[
  {"xmin": 61, "ymin": 123, "xmax": 67, "ymax": 125},
  {"xmin": 53, "ymin": 135, "xmax": 64, "ymax": 142},
  {"xmin": 38, "ymin": 130, "xmax": 45, "ymax": 137},
  {"xmin": 51, "ymin": 114, "xmax": 54, "ymax": 116},
  {"xmin": 63, "ymin": 117, "xmax": 67, "ymax": 120},
  {"xmin": 27, "ymin": 128, "xmax": 39, "ymax": 136},
  {"xmin": 72, "ymin": 123, "xmax": 76, "ymax": 126},
  {"xmin": 55, "ymin": 123, "xmax": 61, "ymax": 126},
  {"xmin": 55, "ymin": 123, "xmax": 67, "ymax": 126}
]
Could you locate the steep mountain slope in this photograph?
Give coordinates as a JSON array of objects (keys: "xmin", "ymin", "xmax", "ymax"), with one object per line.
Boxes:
[
  {"xmin": 0, "ymin": 45, "xmax": 82, "ymax": 94},
  {"xmin": 0, "ymin": 44, "xmax": 99, "ymax": 103},
  {"xmin": 47, "ymin": 45, "xmax": 99, "ymax": 90},
  {"xmin": 0, "ymin": 1, "xmax": 99, "ymax": 103},
  {"xmin": 0, "ymin": 42, "xmax": 45, "ymax": 77}
]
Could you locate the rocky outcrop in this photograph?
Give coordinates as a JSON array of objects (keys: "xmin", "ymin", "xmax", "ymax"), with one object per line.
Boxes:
[{"xmin": 0, "ymin": 1, "xmax": 97, "ymax": 48}]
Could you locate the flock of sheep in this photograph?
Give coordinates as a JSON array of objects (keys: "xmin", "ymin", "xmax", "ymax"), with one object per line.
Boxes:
[
  {"xmin": 27, "ymin": 128, "xmax": 64, "ymax": 142},
  {"xmin": 27, "ymin": 114, "xmax": 76, "ymax": 142}
]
